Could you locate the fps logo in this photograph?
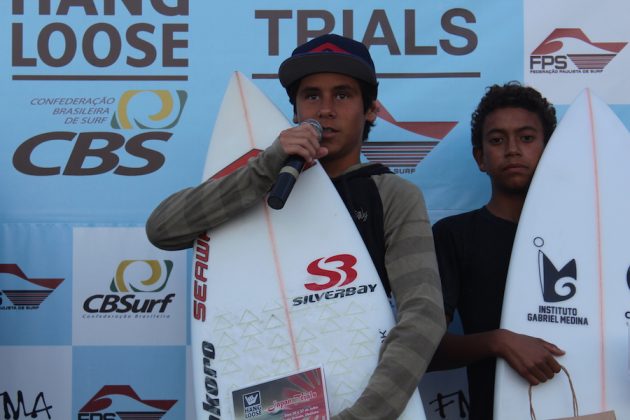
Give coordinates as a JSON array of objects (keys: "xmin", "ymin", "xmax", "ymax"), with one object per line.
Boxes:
[
  {"xmin": 111, "ymin": 90, "xmax": 187, "ymax": 130},
  {"xmin": 0, "ymin": 264, "xmax": 63, "ymax": 310},
  {"xmin": 78, "ymin": 385, "xmax": 177, "ymax": 419},
  {"xmin": 13, "ymin": 89, "xmax": 187, "ymax": 176},
  {"xmin": 83, "ymin": 260, "xmax": 176, "ymax": 316},
  {"xmin": 361, "ymin": 101, "xmax": 457, "ymax": 175},
  {"xmin": 530, "ymin": 28, "xmax": 627, "ymax": 73}
]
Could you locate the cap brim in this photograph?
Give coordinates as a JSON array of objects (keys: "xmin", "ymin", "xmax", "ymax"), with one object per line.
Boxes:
[{"xmin": 279, "ymin": 53, "xmax": 377, "ymax": 88}]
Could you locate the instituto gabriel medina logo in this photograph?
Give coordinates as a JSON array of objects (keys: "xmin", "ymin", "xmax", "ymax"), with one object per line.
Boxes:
[
  {"xmin": 361, "ymin": 100, "xmax": 457, "ymax": 174},
  {"xmin": 111, "ymin": 90, "xmax": 187, "ymax": 130},
  {"xmin": 530, "ymin": 28, "xmax": 627, "ymax": 73},
  {"xmin": 0, "ymin": 264, "xmax": 63, "ymax": 310}
]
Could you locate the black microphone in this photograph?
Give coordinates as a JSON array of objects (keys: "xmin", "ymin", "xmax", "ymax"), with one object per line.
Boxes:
[{"xmin": 267, "ymin": 119, "xmax": 322, "ymax": 210}]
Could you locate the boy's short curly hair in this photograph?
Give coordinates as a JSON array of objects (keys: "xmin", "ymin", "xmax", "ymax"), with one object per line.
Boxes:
[{"xmin": 471, "ymin": 81, "xmax": 557, "ymax": 149}]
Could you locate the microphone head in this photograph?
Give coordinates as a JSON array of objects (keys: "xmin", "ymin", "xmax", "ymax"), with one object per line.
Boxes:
[{"xmin": 301, "ymin": 118, "xmax": 322, "ymax": 140}]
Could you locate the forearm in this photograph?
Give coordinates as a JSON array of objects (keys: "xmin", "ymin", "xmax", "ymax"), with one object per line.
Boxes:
[
  {"xmin": 429, "ymin": 329, "xmax": 503, "ymax": 371},
  {"xmin": 146, "ymin": 140, "xmax": 286, "ymax": 250}
]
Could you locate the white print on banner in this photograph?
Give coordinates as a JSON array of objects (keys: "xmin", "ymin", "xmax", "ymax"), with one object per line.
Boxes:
[
  {"xmin": 0, "ymin": 264, "xmax": 64, "ymax": 312},
  {"xmin": 529, "ymin": 28, "xmax": 627, "ymax": 74},
  {"xmin": 77, "ymin": 385, "xmax": 177, "ymax": 419},
  {"xmin": 525, "ymin": 237, "xmax": 589, "ymax": 326}
]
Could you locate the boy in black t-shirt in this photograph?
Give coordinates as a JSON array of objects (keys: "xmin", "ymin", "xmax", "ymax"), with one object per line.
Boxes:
[{"xmin": 429, "ymin": 82, "xmax": 564, "ymax": 420}]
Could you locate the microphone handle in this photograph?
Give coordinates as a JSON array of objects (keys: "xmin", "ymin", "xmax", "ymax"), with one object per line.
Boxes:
[
  {"xmin": 267, "ymin": 119, "xmax": 321, "ymax": 210},
  {"xmin": 267, "ymin": 155, "xmax": 304, "ymax": 210}
]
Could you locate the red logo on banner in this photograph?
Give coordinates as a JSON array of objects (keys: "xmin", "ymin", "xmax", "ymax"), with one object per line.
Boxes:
[
  {"xmin": 79, "ymin": 385, "xmax": 177, "ymax": 415},
  {"xmin": 530, "ymin": 28, "xmax": 627, "ymax": 72}
]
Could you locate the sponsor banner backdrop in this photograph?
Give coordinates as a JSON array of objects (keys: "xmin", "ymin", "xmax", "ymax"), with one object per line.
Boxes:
[{"xmin": 2, "ymin": 1, "xmax": 630, "ymax": 419}]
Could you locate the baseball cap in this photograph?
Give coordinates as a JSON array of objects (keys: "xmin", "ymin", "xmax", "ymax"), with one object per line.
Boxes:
[{"xmin": 278, "ymin": 34, "xmax": 377, "ymax": 89}]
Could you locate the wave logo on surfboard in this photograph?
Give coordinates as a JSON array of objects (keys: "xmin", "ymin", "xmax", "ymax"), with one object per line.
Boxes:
[
  {"xmin": 78, "ymin": 385, "xmax": 177, "ymax": 419},
  {"xmin": 0, "ymin": 264, "xmax": 64, "ymax": 310},
  {"xmin": 530, "ymin": 28, "xmax": 627, "ymax": 74},
  {"xmin": 361, "ymin": 101, "xmax": 457, "ymax": 175},
  {"xmin": 111, "ymin": 89, "xmax": 188, "ymax": 129},
  {"xmin": 535, "ymin": 237, "xmax": 577, "ymax": 303},
  {"xmin": 292, "ymin": 254, "xmax": 378, "ymax": 307}
]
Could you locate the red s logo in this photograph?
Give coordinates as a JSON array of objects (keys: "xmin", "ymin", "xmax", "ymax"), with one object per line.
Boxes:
[{"xmin": 305, "ymin": 254, "xmax": 358, "ymax": 291}]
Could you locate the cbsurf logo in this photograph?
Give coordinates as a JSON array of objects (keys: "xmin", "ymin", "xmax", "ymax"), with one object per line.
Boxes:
[
  {"xmin": 292, "ymin": 253, "xmax": 377, "ymax": 306},
  {"xmin": 0, "ymin": 264, "xmax": 63, "ymax": 311},
  {"xmin": 82, "ymin": 259, "xmax": 175, "ymax": 318},
  {"xmin": 78, "ymin": 385, "xmax": 177, "ymax": 419},
  {"xmin": 361, "ymin": 101, "xmax": 457, "ymax": 174},
  {"xmin": 530, "ymin": 28, "xmax": 627, "ymax": 74}
]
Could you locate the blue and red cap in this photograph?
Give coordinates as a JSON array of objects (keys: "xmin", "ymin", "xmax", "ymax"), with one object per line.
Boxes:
[{"xmin": 278, "ymin": 34, "xmax": 377, "ymax": 89}]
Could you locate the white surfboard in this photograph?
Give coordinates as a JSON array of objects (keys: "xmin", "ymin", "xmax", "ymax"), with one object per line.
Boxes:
[
  {"xmin": 494, "ymin": 89, "xmax": 630, "ymax": 419},
  {"xmin": 190, "ymin": 72, "xmax": 427, "ymax": 419}
]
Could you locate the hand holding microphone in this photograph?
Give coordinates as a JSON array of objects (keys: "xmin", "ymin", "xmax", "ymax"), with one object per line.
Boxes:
[{"xmin": 267, "ymin": 119, "xmax": 323, "ymax": 210}]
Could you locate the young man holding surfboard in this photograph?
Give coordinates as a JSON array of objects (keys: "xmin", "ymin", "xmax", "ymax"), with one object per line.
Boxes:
[
  {"xmin": 147, "ymin": 34, "xmax": 445, "ymax": 419},
  {"xmin": 429, "ymin": 83, "xmax": 565, "ymax": 420}
]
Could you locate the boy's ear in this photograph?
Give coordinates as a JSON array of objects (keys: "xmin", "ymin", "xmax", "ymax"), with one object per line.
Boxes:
[
  {"xmin": 473, "ymin": 146, "xmax": 486, "ymax": 172},
  {"xmin": 366, "ymin": 100, "xmax": 378, "ymax": 123}
]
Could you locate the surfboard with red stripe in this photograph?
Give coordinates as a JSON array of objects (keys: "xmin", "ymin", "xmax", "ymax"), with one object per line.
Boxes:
[
  {"xmin": 494, "ymin": 89, "xmax": 630, "ymax": 419},
  {"xmin": 190, "ymin": 72, "xmax": 426, "ymax": 419}
]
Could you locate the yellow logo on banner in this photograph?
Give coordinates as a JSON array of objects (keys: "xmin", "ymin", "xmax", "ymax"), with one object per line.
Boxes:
[
  {"xmin": 112, "ymin": 90, "xmax": 187, "ymax": 130},
  {"xmin": 110, "ymin": 260, "xmax": 173, "ymax": 293}
]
